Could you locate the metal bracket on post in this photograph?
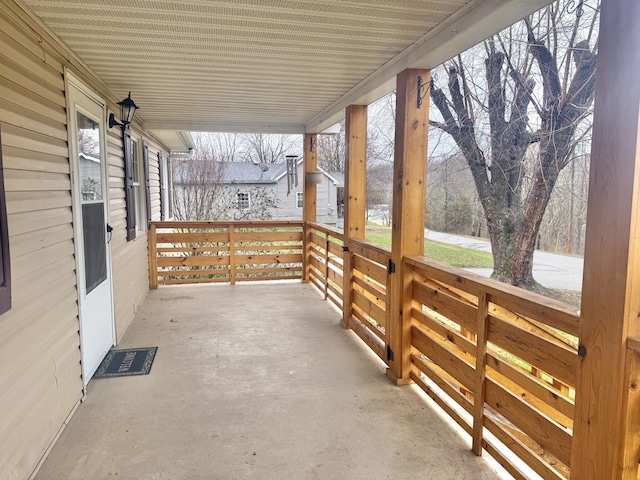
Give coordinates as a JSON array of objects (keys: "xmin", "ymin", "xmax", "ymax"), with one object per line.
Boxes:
[
  {"xmin": 417, "ymin": 75, "xmax": 429, "ymax": 109},
  {"xmin": 342, "ymin": 245, "xmax": 349, "ymax": 252},
  {"xmin": 386, "ymin": 345, "xmax": 395, "ymax": 362},
  {"xmin": 388, "ymin": 259, "xmax": 396, "ymax": 274}
]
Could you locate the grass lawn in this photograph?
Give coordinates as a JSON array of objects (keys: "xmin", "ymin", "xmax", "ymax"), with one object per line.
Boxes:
[{"xmin": 365, "ymin": 226, "xmax": 493, "ymax": 268}]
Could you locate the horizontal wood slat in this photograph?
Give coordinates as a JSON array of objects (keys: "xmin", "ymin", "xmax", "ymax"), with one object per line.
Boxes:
[
  {"xmin": 486, "ymin": 353, "xmax": 575, "ymax": 421},
  {"xmin": 484, "ymin": 415, "xmax": 567, "ymax": 480},
  {"xmin": 234, "ymin": 231, "xmax": 303, "ymax": 242},
  {"xmin": 411, "ymin": 307, "xmax": 476, "ymax": 356},
  {"xmin": 157, "ymin": 232, "xmax": 229, "ymax": 244},
  {"xmin": 485, "ymin": 379, "xmax": 573, "ymax": 467},
  {"xmin": 412, "ymin": 279, "xmax": 477, "ymax": 332},
  {"xmin": 411, "ymin": 325, "xmax": 475, "ymax": 392},
  {"xmin": 350, "ymin": 316, "xmax": 386, "ymax": 362},
  {"xmin": 157, "ymin": 255, "xmax": 230, "ymax": 267},
  {"xmin": 234, "ymin": 253, "xmax": 303, "ymax": 265},
  {"xmin": 306, "ymin": 221, "xmax": 344, "ymax": 241},
  {"xmin": 352, "ymin": 307, "xmax": 385, "ymax": 341},
  {"xmin": 411, "ymin": 356, "xmax": 473, "ymax": 415},
  {"xmin": 352, "ymin": 275, "xmax": 386, "ymax": 306},
  {"xmin": 352, "ymin": 254, "xmax": 387, "ymax": 285},
  {"xmin": 352, "ymin": 289, "xmax": 386, "ymax": 326},
  {"xmin": 327, "ymin": 240, "xmax": 344, "ymax": 258},
  {"xmin": 349, "ymin": 238, "xmax": 391, "ymax": 265},
  {"xmin": 410, "ymin": 370, "xmax": 473, "ymax": 434},
  {"xmin": 488, "ymin": 315, "xmax": 577, "ymax": 386}
]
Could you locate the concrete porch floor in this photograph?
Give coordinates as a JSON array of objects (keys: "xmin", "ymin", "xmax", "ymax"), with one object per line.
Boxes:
[{"xmin": 35, "ymin": 282, "xmax": 511, "ymax": 480}]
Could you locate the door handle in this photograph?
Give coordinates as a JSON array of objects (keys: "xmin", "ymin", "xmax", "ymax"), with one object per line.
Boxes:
[{"xmin": 106, "ymin": 223, "xmax": 113, "ymax": 243}]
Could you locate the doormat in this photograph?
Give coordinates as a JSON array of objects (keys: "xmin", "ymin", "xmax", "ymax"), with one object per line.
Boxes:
[{"xmin": 93, "ymin": 347, "xmax": 158, "ymax": 379}]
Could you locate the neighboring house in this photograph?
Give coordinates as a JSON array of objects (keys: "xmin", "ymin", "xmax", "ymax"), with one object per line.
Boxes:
[{"xmin": 175, "ymin": 159, "xmax": 343, "ymax": 225}]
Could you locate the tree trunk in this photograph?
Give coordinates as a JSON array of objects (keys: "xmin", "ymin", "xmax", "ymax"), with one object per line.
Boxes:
[{"xmin": 490, "ymin": 156, "xmax": 562, "ymax": 288}]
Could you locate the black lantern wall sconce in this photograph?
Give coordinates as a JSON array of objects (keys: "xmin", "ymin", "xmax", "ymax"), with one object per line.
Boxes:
[{"xmin": 108, "ymin": 92, "xmax": 139, "ymax": 129}]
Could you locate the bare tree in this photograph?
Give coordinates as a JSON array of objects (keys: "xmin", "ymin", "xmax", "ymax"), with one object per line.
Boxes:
[
  {"xmin": 242, "ymin": 133, "xmax": 299, "ymax": 164},
  {"xmin": 426, "ymin": 154, "xmax": 480, "ymax": 235},
  {"xmin": 173, "ymin": 132, "xmax": 278, "ymax": 221},
  {"xmin": 429, "ymin": 0, "xmax": 598, "ymax": 288},
  {"xmin": 172, "ymin": 158, "xmax": 227, "ymax": 221},
  {"xmin": 317, "ymin": 122, "xmax": 346, "ymax": 173}
]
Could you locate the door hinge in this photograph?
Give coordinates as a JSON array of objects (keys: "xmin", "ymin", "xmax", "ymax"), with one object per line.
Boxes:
[
  {"xmin": 388, "ymin": 259, "xmax": 396, "ymax": 274},
  {"xmin": 386, "ymin": 345, "xmax": 394, "ymax": 362}
]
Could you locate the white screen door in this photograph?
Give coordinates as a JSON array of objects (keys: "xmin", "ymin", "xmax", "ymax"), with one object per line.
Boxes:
[{"xmin": 68, "ymin": 79, "xmax": 115, "ymax": 385}]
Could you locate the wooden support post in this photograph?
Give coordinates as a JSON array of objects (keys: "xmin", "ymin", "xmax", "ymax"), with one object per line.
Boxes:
[
  {"xmin": 472, "ymin": 292, "xmax": 489, "ymax": 456},
  {"xmin": 324, "ymin": 233, "xmax": 330, "ymax": 300},
  {"xmin": 229, "ymin": 224, "xmax": 236, "ymax": 285},
  {"xmin": 303, "ymin": 133, "xmax": 317, "ymax": 283},
  {"xmin": 386, "ymin": 69, "xmax": 429, "ymax": 385},
  {"xmin": 342, "ymin": 104, "xmax": 368, "ymax": 329},
  {"xmin": 148, "ymin": 223, "xmax": 158, "ymax": 289},
  {"xmin": 571, "ymin": 1, "xmax": 640, "ymax": 478}
]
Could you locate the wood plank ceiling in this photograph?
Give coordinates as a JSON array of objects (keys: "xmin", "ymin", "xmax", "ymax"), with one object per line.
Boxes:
[{"xmin": 21, "ymin": 0, "xmax": 551, "ymax": 137}]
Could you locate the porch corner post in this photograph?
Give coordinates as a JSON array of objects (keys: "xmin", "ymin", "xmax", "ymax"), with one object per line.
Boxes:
[
  {"xmin": 303, "ymin": 133, "xmax": 318, "ymax": 283},
  {"xmin": 571, "ymin": 0, "xmax": 640, "ymax": 478},
  {"xmin": 342, "ymin": 104, "xmax": 368, "ymax": 329},
  {"xmin": 386, "ymin": 69, "xmax": 429, "ymax": 385},
  {"xmin": 148, "ymin": 222, "xmax": 158, "ymax": 289}
]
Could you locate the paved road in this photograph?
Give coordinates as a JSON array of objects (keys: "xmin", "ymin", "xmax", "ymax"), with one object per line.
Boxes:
[{"xmin": 425, "ymin": 229, "xmax": 584, "ymax": 292}]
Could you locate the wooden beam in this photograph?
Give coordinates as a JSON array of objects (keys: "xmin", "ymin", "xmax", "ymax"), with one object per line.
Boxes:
[
  {"xmin": 386, "ymin": 69, "xmax": 429, "ymax": 384},
  {"xmin": 148, "ymin": 223, "xmax": 158, "ymax": 289},
  {"xmin": 571, "ymin": 0, "xmax": 640, "ymax": 478},
  {"xmin": 303, "ymin": 133, "xmax": 317, "ymax": 282},
  {"xmin": 472, "ymin": 293, "xmax": 489, "ymax": 455},
  {"xmin": 342, "ymin": 104, "xmax": 367, "ymax": 328}
]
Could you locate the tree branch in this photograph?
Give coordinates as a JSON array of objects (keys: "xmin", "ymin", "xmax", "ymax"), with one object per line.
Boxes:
[{"xmin": 526, "ymin": 17, "xmax": 562, "ymax": 104}]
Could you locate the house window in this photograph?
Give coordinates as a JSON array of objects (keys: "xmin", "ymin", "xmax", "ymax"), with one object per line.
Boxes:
[
  {"xmin": 143, "ymin": 142, "xmax": 151, "ymax": 224},
  {"xmin": 158, "ymin": 153, "xmax": 171, "ymax": 220},
  {"xmin": 0, "ymin": 127, "xmax": 10, "ymax": 314},
  {"xmin": 236, "ymin": 192, "xmax": 250, "ymax": 210},
  {"xmin": 131, "ymin": 137, "xmax": 146, "ymax": 233},
  {"xmin": 297, "ymin": 192, "xmax": 303, "ymax": 208},
  {"xmin": 124, "ymin": 129, "xmax": 136, "ymax": 241}
]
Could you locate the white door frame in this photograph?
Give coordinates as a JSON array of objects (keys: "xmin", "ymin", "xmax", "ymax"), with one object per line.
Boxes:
[{"xmin": 65, "ymin": 70, "xmax": 116, "ymax": 389}]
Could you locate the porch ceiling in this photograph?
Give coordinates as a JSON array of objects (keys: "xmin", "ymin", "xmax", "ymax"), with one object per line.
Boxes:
[{"xmin": 21, "ymin": 0, "xmax": 551, "ymax": 139}]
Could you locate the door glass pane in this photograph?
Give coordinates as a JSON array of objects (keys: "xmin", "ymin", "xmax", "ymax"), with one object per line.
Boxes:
[
  {"xmin": 77, "ymin": 111, "xmax": 107, "ymax": 293},
  {"xmin": 82, "ymin": 203, "xmax": 107, "ymax": 293},
  {"xmin": 77, "ymin": 112, "xmax": 102, "ymax": 201}
]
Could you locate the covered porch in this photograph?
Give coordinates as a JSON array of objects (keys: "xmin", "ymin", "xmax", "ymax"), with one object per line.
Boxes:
[
  {"xmin": 2, "ymin": 0, "xmax": 640, "ymax": 479},
  {"xmin": 34, "ymin": 282, "xmax": 509, "ymax": 480}
]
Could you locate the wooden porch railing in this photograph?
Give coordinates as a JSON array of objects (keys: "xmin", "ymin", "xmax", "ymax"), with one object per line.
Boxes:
[
  {"xmin": 148, "ymin": 221, "xmax": 304, "ymax": 287},
  {"xmin": 345, "ymin": 238, "xmax": 392, "ymax": 364},
  {"xmin": 305, "ymin": 222, "xmax": 344, "ymax": 310},
  {"xmin": 404, "ymin": 256, "xmax": 579, "ymax": 480}
]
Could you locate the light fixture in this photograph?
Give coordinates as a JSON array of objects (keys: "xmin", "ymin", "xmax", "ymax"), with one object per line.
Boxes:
[{"xmin": 108, "ymin": 92, "xmax": 139, "ymax": 128}]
